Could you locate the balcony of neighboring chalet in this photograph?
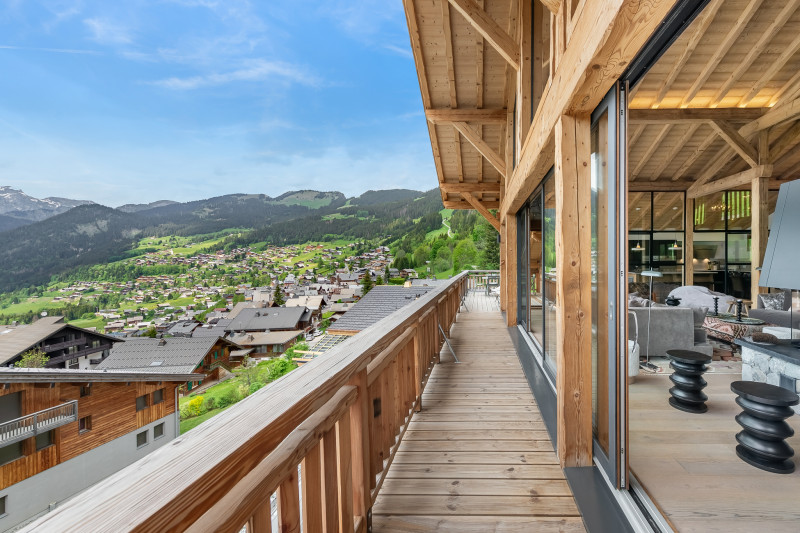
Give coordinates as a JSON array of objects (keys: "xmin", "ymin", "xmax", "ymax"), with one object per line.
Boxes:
[{"xmin": 20, "ymin": 272, "xmax": 586, "ymax": 533}]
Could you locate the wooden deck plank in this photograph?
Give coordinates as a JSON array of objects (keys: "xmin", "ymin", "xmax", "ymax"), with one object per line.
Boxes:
[
  {"xmin": 372, "ymin": 515, "xmax": 585, "ymax": 533},
  {"xmin": 373, "ymin": 298, "xmax": 582, "ymax": 532}
]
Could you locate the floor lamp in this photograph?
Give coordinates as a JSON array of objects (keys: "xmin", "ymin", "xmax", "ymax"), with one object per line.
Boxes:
[{"xmin": 641, "ymin": 269, "xmax": 663, "ymax": 371}]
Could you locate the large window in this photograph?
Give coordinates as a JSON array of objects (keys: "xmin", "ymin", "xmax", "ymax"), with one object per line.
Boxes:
[
  {"xmin": 692, "ymin": 190, "xmax": 779, "ymax": 299},
  {"xmin": 517, "ymin": 170, "xmax": 558, "ymax": 378},
  {"xmin": 628, "ymin": 191, "xmax": 685, "ymax": 286}
]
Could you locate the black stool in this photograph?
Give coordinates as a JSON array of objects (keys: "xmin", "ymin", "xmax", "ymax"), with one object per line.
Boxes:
[
  {"xmin": 730, "ymin": 381, "xmax": 799, "ymax": 474},
  {"xmin": 666, "ymin": 350, "xmax": 712, "ymax": 413}
]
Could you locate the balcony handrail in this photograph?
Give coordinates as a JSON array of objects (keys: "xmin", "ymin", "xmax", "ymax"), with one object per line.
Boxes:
[
  {"xmin": 24, "ymin": 272, "xmax": 469, "ymax": 532},
  {"xmin": 0, "ymin": 400, "xmax": 78, "ymax": 447}
]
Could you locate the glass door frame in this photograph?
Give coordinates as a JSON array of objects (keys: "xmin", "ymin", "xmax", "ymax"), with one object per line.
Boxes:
[{"xmin": 591, "ymin": 82, "xmax": 628, "ymax": 489}]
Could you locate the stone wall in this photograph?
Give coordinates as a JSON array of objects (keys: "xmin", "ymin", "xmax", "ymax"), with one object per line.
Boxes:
[{"xmin": 741, "ymin": 346, "xmax": 800, "ymax": 414}]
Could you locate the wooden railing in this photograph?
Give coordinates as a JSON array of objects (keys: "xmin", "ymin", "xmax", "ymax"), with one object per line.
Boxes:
[
  {"xmin": 0, "ymin": 400, "xmax": 78, "ymax": 447},
  {"xmin": 23, "ymin": 272, "xmax": 468, "ymax": 533},
  {"xmin": 466, "ymin": 269, "xmax": 501, "ymax": 292}
]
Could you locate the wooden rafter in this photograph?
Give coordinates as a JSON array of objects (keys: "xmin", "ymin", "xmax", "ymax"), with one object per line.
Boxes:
[
  {"xmin": 687, "ymin": 165, "xmax": 773, "ymax": 199},
  {"xmin": 768, "ymin": 121, "xmax": 800, "ymax": 163},
  {"xmin": 708, "ymin": 0, "xmax": 800, "ymax": 108},
  {"xmin": 447, "ymin": 0, "xmax": 520, "ymax": 70},
  {"xmin": 628, "ymin": 124, "xmax": 646, "ymax": 150},
  {"xmin": 679, "ymin": 0, "xmax": 763, "ymax": 108},
  {"xmin": 686, "ymin": 145, "xmax": 735, "ymax": 193},
  {"xmin": 440, "ymin": 182, "xmax": 501, "ymax": 193},
  {"xmin": 709, "ymin": 121, "xmax": 758, "ymax": 168},
  {"xmin": 441, "ymin": 1, "xmax": 458, "ymax": 109},
  {"xmin": 767, "ymin": 70, "xmax": 800, "ymax": 108},
  {"xmin": 632, "ymin": 124, "xmax": 672, "ymax": 179},
  {"xmin": 651, "ymin": 0, "xmax": 724, "ymax": 108},
  {"xmin": 476, "ymin": 0, "xmax": 485, "ymax": 183},
  {"xmin": 452, "ymin": 121, "xmax": 507, "ymax": 177},
  {"xmin": 648, "ymin": 123, "xmax": 700, "ymax": 182},
  {"xmin": 425, "ymin": 108, "xmax": 506, "ymax": 124},
  {"xmin": 670, "ymin": 131, "xmax": 718, "ymax": 182},
  {"xmin": 629, "ymin": 181, "xmax": 690, "ymax": 192},
  {"xmin": 628, "ymin": 108, "xmax": 765, "ymax": 123},
  {"xmin": 738, "ymin": 31, "xmax": 800, "ymax": 107},
  {"xmin": 739, "ymin": 98, "xmax": 800, "ymax": 138},
  {"xmin": 540, "ymin": 0, "xmax": 560, "ymax": 15},
  {"xmin": 461, "ymin": 192, "xmax": 500, "ymax": 231}
]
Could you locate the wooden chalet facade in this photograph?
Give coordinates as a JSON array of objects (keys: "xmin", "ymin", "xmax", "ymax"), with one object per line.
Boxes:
[
  {"xmin": 0, "ymin": 316, "xmax": 121, "ymax": 369},
  {"xmin": 0, "ymin": 368, "xmax": 196, "ymax": 530}
]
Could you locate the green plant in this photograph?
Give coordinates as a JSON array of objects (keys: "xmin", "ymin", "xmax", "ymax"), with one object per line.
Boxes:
[
  {"xmin": 203, "ymin": 396, "xmax": 217, "ymax": 411},
  {"xmin": 14, "ymin": 348, "xmax": 49, "ymax": 368},
  {"xmin": 249, "ymin": 381, "xmax": 265, "ymax": 394},
  {"xmin": 217, "ymin": 389, "xmax": 240, "ymax": 408}
]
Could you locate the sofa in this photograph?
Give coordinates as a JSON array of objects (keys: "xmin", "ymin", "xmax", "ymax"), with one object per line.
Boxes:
[
  {"xmin": 749, "ymin": 289, "xmax": 800, "ymax": 329},
  {"xmin": 628, "ymin": 307, "xmax": 713, "ymax": 359}
]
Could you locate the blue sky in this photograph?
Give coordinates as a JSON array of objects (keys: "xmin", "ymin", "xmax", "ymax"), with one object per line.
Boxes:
[{"xmin": 0, "ymin": 0, "xmax": 437, "ymax": 206}]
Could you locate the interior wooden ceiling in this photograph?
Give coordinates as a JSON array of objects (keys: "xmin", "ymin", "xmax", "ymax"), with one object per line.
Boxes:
[
  {"xmin": 628, "ymin": 0, "xmax": 800, "ymax": 193},
  {"xmin": 406, "ymin": 0, "xmax": 514, "ymax": 210}
]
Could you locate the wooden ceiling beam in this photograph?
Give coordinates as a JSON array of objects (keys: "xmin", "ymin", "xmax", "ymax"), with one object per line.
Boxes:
[
  {"xmin": 670, "ymin": 131, "xmax": 718, "ymax": 182},
  {"xmin": 648, "ymin": 123, "xmax": 700, "ymax": 182},
  {"xmin": 632, "ymin": 124, "xmax": 672, "ymax": 180},
  {"xmin": 461, "ymin": 192, "xmax": 501, "ymax": 231},
  {"xmin": 440, "ymin": 182, "xmax": 501, "ymax": 193},
  {"xmin": 452, "ymin": 121, "xmax": 507, "ymax": 177},
  {"xmin": 739, "ymin": 98, "xmax": 800, "ymax": 138},
  {"xmin": 685, "ymin": 145, "xmax": 736, "ymax": 194},
  {"xmin": 441, "ymin": 1, "xmax": 458, "ymax": 109},
  {"xmin": 708, "ymin": 0, "xmax": 800, "ymax": 108},
  {"xmin": 767, "ymin": 70, "xmax": 800, "ymax": 108},
  {"xmin": 476, "ymin": 0, "xmax": 485, "ymax": 183},
  {"xmin": 447, "ymin": 0, "xmax": 520, "ymax": 70},
  {"xmin": 679, "ymin": 0, "xmax": 763, "ymax": 108},
  {"xmin": 425, "ymin": 108, "xmax": 506, "ymax": 124},
  {"xmin": 444, "ymin": 199, "xmax": 500, "ymax": 209},
  {"xmin": 651, "ymin": 0, "xmax": 724, "ymax": 108},
  {"xmin": 629, "ymin": 181, "xmax": 690, "ymax": 192},
  {"xmin": 738, "ymin": 31, "xmax": 800, "ymax": 107},
  {"xmin": 710, "ymin": 120, "xmax": 759, "ymax": 168},
  {"xmin": 628, "ymin": 108, "xmax": 765, "ymax": 123},
  {"xmin": 628, "ymin": 124, "xmax": 646, "ymax": 150},
  {"xmin": 687, "ymin": 165, "xmax": 773, "ymax": 199}
]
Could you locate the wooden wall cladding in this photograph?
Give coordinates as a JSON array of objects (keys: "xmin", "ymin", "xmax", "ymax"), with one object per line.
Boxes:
[{"xmin": 0, "ymin": 380, "xmax": 179, "ymax": 490}]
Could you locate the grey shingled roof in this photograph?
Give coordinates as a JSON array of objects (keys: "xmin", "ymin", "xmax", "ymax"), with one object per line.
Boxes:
[
  {"xmin": 329, "ymin": 286, "xmax": 433, "ymax": 332},
  {"xmin": 225, "ymin": 307, "xmax": 307, "ymax": 332},
  {"xmin": 166, "ymin": 321, "xmax": 200, "ymax": 336},
  {"xmin": 97, "ymin": 336, "xmax": 236, "ymax": 374},
  {"xmin": 191, "ymin": 319, "xmax": 231, "ymax": 338}
]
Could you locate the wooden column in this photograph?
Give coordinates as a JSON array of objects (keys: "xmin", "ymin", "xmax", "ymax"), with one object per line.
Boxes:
[
  {"xmin": 751, "ymin": 177, "xmax": 769, "ymax": 298},
  {"xmin": 505, "ymin": 213, "xmax": 518, "ymax": 326},
  {"xmin": 516, "ymin": 0, "xmax": 532, "ymax": 153},
  {"xmin": 684, "ymin": 196, "xmax": 694, "ymax": 286},
  {"xmin": 500, "ymin": 217, "xmax": 507, "ymax": 312},
  {"xmin": 554, "ymin": 114, "xmax": 592, "ymax": 467}
]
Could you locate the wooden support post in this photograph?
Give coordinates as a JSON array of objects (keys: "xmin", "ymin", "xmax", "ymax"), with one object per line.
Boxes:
[
  {"xmin": 554, "ymin": 114, "xmax": 592, "ymax": 467},
  {"xmin": 751, "ymin": 177, "xmax": 769, "ymax": 299},
  {"xmin": 517, "ymin": 0, "xmax": 532, "ymax": 152},
  {"xmin": 505, "ymin": 213, "xmax": 518, "ymax": 326},
  {"xmin": 300, "ymin": 444, "xmax": 323, "ymax": 533},
  {"xmin": 684, "ymin": 196, "xmax": 694, "ymax": 286},
  {"xmin": 278, "ymin": 469, "xmax": 301, "ymax": 533}
]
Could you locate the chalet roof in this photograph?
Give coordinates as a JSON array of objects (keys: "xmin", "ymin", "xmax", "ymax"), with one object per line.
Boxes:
[
  {"xmin": 328, "ymin": 286, "xmax": 433, "ymax": 333},
  {"xmin": 166, "ymin": 321, "xmax": 200, "ymax": 336},
  {"xmin": 0, "ymin": 367, "xmax": 200, "ymax": 383},
  {"xmin": 229, "ymin": 330, "xmax": 303, "ymax": 347},
  {"xmin": 0, "ymin": 317, "xmax": 122, "ymax": 366},
  {"xmin": 191, "ymin": 319, "xmax": 231, "ymax": 338},
  {"xmin": 227, "ymin": 301, "xmax": 266, "ymax": 320},
  {"xmin": 285, "ymin": 295, "xmax": 327, "ymax": 311},
  {"xmin": 225, "ymin": 307, "xmax": 308, "ymax": 333},
  {"xmin": 98, "ymin": 336, "xmax": 239, "ymax": 374}
]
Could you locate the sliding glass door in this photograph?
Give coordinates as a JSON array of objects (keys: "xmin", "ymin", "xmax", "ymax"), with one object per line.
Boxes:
[{"xmin": 591, "ymin": 84, "xmax": 628, "ymax": 488}]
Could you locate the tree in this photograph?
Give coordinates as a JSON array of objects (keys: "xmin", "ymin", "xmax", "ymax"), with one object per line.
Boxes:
[
  {"xmin": 14, "ymin": 348, "xmax": 49, "ymax": 368},
  {"xmin": 273, "ymin": 284, "xmax": 286, "ymax": 306},
  {"xmin": 375, "ymin": 275, "xmax": 384, "ymax": 286},
  {"xmin": 142, "ymin": 326, "xmax": 157, "ymax": 338},
  {"xmin": 452, "ymin": 239, "xmax": 478, "ymax": 274},
  {"xmin": 361, "ymin": 273, "xmax": 373, "ymax": 295}
]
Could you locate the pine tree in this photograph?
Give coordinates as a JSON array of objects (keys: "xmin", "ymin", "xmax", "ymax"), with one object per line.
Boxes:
[
  {"xmin": 274, "ymin": 284, "xmax": 286, "ymax": 306},
  {"xmin": 361, "ymin": 273, "xmax": 373, "ymax": 295}
]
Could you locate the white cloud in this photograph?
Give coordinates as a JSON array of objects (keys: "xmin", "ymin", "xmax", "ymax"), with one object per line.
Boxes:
[
  {"xmin": 0, "ymin": 44, "xmax": 101, "ymax": 55},
  {"xmin": 148, "ymin": 59, "xmax": 319, "ymax": 90},
  {"xmin": 83, "ymin": 17, "xmax": 132, "ymax": 45},
  {"xmin": 382, "ymin": 44, "xmax": 412, "ymax": 58}
]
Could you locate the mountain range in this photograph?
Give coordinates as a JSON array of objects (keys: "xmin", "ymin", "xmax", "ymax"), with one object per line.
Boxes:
[
  {"xmin": 0, "ymin": 187, "xmax": 441, "ymax": 292},
  {"xmin": 0, "ymin": 186, "xmax": 95, "ymax": 232}
]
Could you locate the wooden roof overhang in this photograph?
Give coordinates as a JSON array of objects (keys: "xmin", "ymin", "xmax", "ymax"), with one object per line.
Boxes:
[
  {"xmin": 404, "ymin": 0, "xmax": 519, "ymax": 231},
  {"xmin": 627, "ymin": 0, "xmax": 800, "ymax": 196}
]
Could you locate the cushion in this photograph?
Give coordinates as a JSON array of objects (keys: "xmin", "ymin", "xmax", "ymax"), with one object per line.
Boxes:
[
  {"xmin": 668, "ymin": 285, "xmax": 734, "ymax": 310},
  {"xmin": 692, "ymin": 306, "xmax": 708, "ymax": 327},
  {"xmin": 759, "ymin": 292, "xmax": 787, "ymax": 311}
]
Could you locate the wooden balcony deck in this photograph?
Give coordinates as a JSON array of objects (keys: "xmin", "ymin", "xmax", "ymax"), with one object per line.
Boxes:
[{"xmin": 372, "ymin": 296, "xmax": 585, "ymax": 532}]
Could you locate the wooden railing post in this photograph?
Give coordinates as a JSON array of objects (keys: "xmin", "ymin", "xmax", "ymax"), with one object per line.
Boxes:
[
  {"xmin": 322, "ymin": 427, "xmax": 340, "ymax": 532},
  {"xmin": 413, "ymin": 323, "xmax": 422, "ymax": 412},
  {"xmin": 347, "ymin": 368, "xmax": 370, "ymax": 531},
  {"xmin": 336, "ymin": 413, "xmax": 354, "ymax": 533},
  {"xmin": 278, "ymin": 468, "xmax": 300, "ymax": 533},
  {"xmin": 301, "ymin": 443, "xmax": 323, "ymax": 533}
]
